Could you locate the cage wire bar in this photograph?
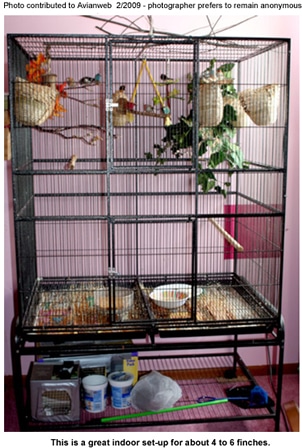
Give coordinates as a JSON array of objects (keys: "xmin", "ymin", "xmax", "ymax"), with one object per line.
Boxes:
[{"xmin": 8, "ymin": 35, "xmax": 289, "ymax": 338}]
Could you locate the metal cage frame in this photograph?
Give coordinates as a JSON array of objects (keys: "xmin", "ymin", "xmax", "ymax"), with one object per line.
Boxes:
[{"xmin": 8, "ymin": 34, "xmax": 289, "ymax": 431}]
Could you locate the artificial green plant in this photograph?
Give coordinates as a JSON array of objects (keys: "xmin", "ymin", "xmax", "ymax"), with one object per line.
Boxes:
[{"xmin": 145, "ymin": 61, "xmax": 248, "ymax": 198}]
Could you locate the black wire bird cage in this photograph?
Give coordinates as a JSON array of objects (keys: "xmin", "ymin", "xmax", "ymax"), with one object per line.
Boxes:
[{"xmin": 8, "ymin": 34, "xmax": 289, "ymax": 341}]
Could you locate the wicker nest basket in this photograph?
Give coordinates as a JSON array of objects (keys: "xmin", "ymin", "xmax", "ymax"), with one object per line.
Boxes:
[
  {"xmin": 14, "ymin": 77, "xmax": 57, "ymax": 126},
  {"xmin": 112, "ymin": 89, "xmax": 130, "ymax": 127},
  {"xmin": 239, "ymin": 84, "xmax": 280, "ymax": 126},
  {"xmin": 199, "ymin": 83, "xmax": 223, "ymax": 127}
]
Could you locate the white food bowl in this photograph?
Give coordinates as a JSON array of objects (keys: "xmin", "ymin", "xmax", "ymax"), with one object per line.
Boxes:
[{"xmin": 149, "ymin": 284, "xmax": 192, "ymax": 309}]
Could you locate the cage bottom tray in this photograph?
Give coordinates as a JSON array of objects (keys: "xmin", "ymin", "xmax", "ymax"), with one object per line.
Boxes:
[{"xmin": 22, "ymin": 274, "xmax": 278, "ymax": 337}]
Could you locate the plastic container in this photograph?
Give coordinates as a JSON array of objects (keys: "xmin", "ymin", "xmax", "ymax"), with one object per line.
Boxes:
[
  {"xmin": 82, "ymin": 374, "xmax": 108, "ymax": 413},
  {"xmin": 108, "ymin": 371, "xmax": 134, "ymax": 409},
  {"xmin": 94, "ymin": 287, "xmax": 134, "ymax": 320},
  {"xmin": 94, "ymin": 287, "xmax": 134, "ymax": 312}
]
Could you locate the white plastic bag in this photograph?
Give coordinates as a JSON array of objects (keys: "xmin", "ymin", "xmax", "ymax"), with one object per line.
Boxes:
[{"xmin": 130, "ymin": 371, "xmax": 182, "ymax": 411}]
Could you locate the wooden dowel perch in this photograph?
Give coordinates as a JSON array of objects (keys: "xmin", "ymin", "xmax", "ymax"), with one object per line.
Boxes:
[
  {"xmin": 130, "ymin": 109, "xmax": 167, "ymax": 119},
  {"xmin": 208, "ymin": 217, "xmax": 244, "ymax": 252}
]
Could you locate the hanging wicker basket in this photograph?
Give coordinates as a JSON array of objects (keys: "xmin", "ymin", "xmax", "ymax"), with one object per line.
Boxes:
[
  {"xmin": 223, "ymin": 95, "xmax": 250, "ymax": 128},
  {"xmin": 14, "ymin": 77, "xmax": 57, "ymax": 126},
  {"xmin": 199, "ymin": 83, "xmax": 223, "ymax": 127},
  {"xmin": 239, "ymin": 84, "xmax": 280, "ymax": 126},
  {"xmin": 112, "ymin": 88, "xmax": 130, "ymax": 127}
]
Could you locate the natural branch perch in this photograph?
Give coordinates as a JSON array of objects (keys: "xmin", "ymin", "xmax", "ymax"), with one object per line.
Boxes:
[
  {"xmin": 67, "ymin": 95, "xmax": 100, "ymax": 108},
  {"xmin": 33, "ymin": 124, "xmax": 114, "ymax": 146}
]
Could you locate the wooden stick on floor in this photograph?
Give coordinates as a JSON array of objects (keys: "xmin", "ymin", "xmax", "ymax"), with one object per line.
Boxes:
[{"xmin": 283, "ymin": 401, "xmax": 300, "ymax": 432}]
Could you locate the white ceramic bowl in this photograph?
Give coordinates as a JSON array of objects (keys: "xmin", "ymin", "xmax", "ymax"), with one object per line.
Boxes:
[{"xmin": 149, "ymin": 283, "xmax": 192, "ymax": 309}]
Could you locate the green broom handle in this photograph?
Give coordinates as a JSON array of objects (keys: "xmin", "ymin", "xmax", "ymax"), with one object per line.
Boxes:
[{"xmin": 101, "ymin": 398, "xmax": 228, "ymax": 423}]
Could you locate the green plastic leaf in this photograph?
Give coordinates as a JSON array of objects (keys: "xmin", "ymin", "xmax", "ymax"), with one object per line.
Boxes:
[
  {"xmin": 209, "ymin": 150, "xmax": 226, "ymax": 168},
  {"xmin": 215, "ymin": 186, "xmax": 227, "ymax": 198},
  {"xmin": 224, "ymin": 104, "xmax": 237, "ymax": 122},
  {"xmin": 218, "ymin": 63, "xmax": 235, "ymax": 73},
  {"xmin": 217, "ymin": 63, "xmax": 235, "ymax": 79},
  {"xmin": 226, "ymin": 145, "xmax": 244, "ymax": 169},
  {"xmin": 198, "ymin": 171, "xmax": 217, "ymax": 193}
]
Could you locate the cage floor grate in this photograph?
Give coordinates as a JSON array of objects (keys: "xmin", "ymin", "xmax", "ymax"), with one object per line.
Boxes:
[{"xmin": 22, "ymin": 274, "xmax": 277, "ymax": 336}]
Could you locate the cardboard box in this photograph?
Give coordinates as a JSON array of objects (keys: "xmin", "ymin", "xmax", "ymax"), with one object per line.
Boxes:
[
  {"xmin": 39, "ymin": 352, "xmax": 139, "ymax": 383},
  {"xmin": 111, "ymin": 353, "xmax": 139, "ymax": 384}
]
